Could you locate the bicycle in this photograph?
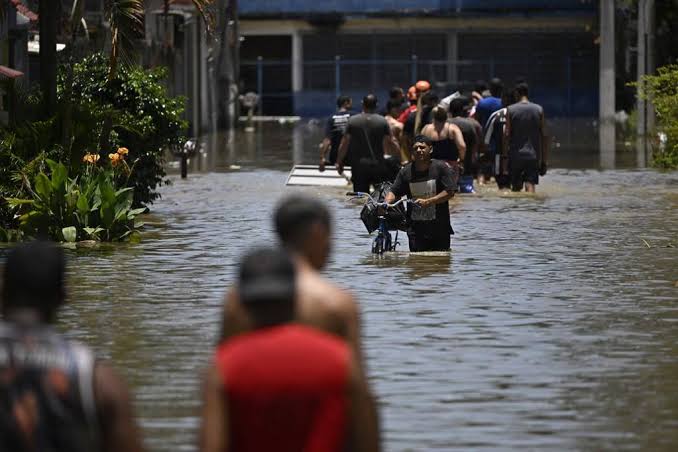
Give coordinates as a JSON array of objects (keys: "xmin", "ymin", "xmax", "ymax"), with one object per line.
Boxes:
[{"xmin": 348, "ymin": 191, "xmax": 409, "ymax": 255}]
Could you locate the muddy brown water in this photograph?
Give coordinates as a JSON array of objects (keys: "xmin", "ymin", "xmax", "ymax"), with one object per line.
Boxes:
[{"xmin": 2, "ymin": 122, "xmax": 677, "ymax": 451}]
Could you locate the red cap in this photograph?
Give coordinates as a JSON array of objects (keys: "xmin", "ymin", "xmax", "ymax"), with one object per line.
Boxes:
[{"xmin": 415, "ymin": 80, "xmax": 431, "ymax": 93}]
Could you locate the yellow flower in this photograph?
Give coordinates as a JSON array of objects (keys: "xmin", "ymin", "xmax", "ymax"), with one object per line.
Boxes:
[
  {"xmin": 117, "ymin": 147, "xmax": 129, "ymax": 156},
  {"xmin": 82, "ymin": 153, "xmax": 100, "ymax": 164},
  {"xmin": 109, "ymin": 153, "xmax": 122, "ymax": 166}
]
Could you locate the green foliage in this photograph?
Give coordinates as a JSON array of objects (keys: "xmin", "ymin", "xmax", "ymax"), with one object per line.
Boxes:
[
  {"xmin": 636, "ymin": 64, "xmax": 678, "ymax": 169},
  {"xmin": 65, "ymin": 53, "xmax": 187, "ymax": 205},
  {"xmin": 6, "ymin": 159, "xmax": 145, "ymax": 242}
]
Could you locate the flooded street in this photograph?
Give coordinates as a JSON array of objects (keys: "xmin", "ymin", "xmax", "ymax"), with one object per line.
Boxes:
[{"xmin": 9, "ymin": 123, "xmax": 678, "ymax": 450}]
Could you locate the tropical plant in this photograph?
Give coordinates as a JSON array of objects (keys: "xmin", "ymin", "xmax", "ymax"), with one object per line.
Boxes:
[
  {"xmin": 635, "ymin": 64, "xmax": 678, "ymax": 169},
  {"xmin": 5, "ymin": 150, "xmax": 145, "ymax": 242}
]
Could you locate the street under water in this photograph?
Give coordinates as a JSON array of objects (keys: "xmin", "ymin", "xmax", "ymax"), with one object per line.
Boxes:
[{"xmin": 4, "ymin": 122, "xmax": 678, "ymax": 451}]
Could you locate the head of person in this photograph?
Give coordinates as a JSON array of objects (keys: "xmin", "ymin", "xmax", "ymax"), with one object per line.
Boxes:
[
  {"xmin": 474, "ymin": 80, "xmax": 488, "ymax": 94},
  {"xmin": 389, "ymin": 86, "xmax": 404, "ymax": 103},
  {"xmin": 1, "ymin": 241, "xmax": 66, "ymax": 323},
  {"xmin": 421, "ymin": 91, "xmax": 439, "ymax": 108},
  {"xmin": 238, "ymin": 247, "xmax": 296, "ymax": 329},
  {"xmin": 406, "ymin": 86, "xmax": 417, "ymax": 105},
  {"xmin": 362, "ymin": 94, "xmax": 378, "ymax": 113},
  {"xmin": 336, "ymin": 95, "xmax": 352, "ymax": 110},
  {"xmin": 415, "ymin": 80, "xmax": 431, "ymax": 96},
  {"xmin": 412, "ymin": 135, "xmax": 433, "ymax": 162},
  {"xmin": 432, "ymin": 105, "xmax": 448, "ymax": 123},
  {"xmin": 515, "ymin": 82, "xmax": 529, "ymax": 99},
  {"xmin": 274, "ymin": 195, "xmax": 332, "ymax": 270},
  {"xmin": 386, "ymin": 100, "xmax": 400, "ymax": 117},
  {"xmin": 489, "ymin": 77, "xmax": 503, "ymax": 98},
  {"xmin": 449, "ymin": 95, "xmax": 470, "ymax": 117}
]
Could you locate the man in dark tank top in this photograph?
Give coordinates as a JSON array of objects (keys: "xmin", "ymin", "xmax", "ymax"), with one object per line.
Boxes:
[
  {"xmin": 505, "ymin": 82, "xmax": 548, "ymax": 193},
  {"xmin": 0, "ymin": 242, "xmax": 144, "ymax": 452}
]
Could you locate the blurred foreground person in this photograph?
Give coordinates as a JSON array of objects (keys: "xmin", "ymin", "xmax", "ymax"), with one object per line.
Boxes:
[
  {"xmin": 504, "ymin": 82, "xmax": 548, "ymax": 193},
  {"xmin": 0, "ymin": 241, "xmax": 143, "ymax": 452},
  {"xmin": 202, "ymin": 248, "xmax": 378, "ymax": 452}
]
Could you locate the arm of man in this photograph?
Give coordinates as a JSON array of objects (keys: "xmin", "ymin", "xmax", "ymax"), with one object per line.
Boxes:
[
  {"xmin": 200, "ymin": 365, "xmax": 229, "ymax": 452},
  {"xmin": 347, "ymin": 352, "xmax": 381, "ymax": 452},
  {"xmin": 417, "ymin": 163, "xmax": 456, "ymax": 207},
  {"xmin": 319, "ymin": 138, "xmax": 330, "ymax": 171},
  {"xmin": 503, "ymin": 110, "xmax": 511, "ymax": 161},
  {"xmin": 540, "ymin": 109, "xmax": 548, "ymax": 174},
  {"xmin": 384, "ymin": 167, "xmax": 406, "ymax": 204},
  {"xmin": 335, "ymin": 133, "xmax": 351, "ymax": 175},
  {"xmin": 382, "ymin": 130, "xmax": 399, "ymax": 158},
  {"xmin": 94, "ymin": 363, "xmax": 144, "ymax": 452},
  {"xmin": 450, "ymin": 124, "xmax": 466, "ymax": 162}
]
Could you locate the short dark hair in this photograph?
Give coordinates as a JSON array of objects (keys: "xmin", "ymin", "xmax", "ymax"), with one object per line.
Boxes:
[
  {"xmin": 475, "ymin": 80, "xmax": 488, "ymax": 93},
  {"xmin": 449, "ymin": 96, "xmax": 470, "ymax": 117},
  {"xmin": 413, "ymin": 135, "xmax": 433, "ymax": 146},
  {"xmin": 489, "ymin": 77, "xmax": 503, "ymax": 97},
  {"xmin": 386, "ymin": 100, "xmax": 399, "ymax": 112},
  {"xmin": 238, "ymin": 247, "xmax": 296, "ymax": 327},
  {"xmin": 515, "ymin": 82, "xmax": 529, "ymax": 98},
  {"xmin": 432, "ymin": 105, "xmax": 448, "ymax": 122},
  {"xmin": 362, "ymin": 94, "xmax": 378, "ymax": 111},
  {"xmin": 1, "ymin": 241, "xmax": 65, "ymax": 314},
  {"xmin": 389, "ymin": 86, "xmax": 404, "ymax": 99},
  {"xmin": 337, "ymin": 95, "xmax": 351, "ymax": 109},
  {"xmin": 421, "ymin": 91, "xmax": 439, "ymax": 107},
  {"xmin": 274, "ymin": 195, "xmax": 331, "ymax": 250}
]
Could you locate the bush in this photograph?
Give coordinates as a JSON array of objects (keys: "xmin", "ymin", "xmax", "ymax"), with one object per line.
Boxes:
[
  {"xmin": 6, "ymin": 150, "xmax": 145, "ymax": 242},
  {"xmin": 636, "ymin": 64, "xmax": 678, "ymax": 169},
  {"xmin": 64, "ymin": 53, "xmax": 188, "ymax": 205}
]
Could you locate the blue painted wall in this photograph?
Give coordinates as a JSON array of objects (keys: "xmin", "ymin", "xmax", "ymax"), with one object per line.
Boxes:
[{"xmin": 240, "ymin": 0, "xmax": 595, "ymax": 15}]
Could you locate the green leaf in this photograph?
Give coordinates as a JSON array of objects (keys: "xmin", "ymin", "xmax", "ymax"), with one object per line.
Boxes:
[
  {"xmin": 83, "ymin": 227, "xmax": 104, "ymax": 238},
  {"xmin": 34, "ymin": 173, "xmax": 52, "ymax": 200},
  {"xmin": 127, "ymin": 207, "xmax": 147, "ymax": 218},
  {"xmin": 51, "ymin": 163, "xmax": 68, "ymax": 192},
  {"xmin": 115, "ymin": 187, "xmax": 134, "ymax": 198},
  {"xmin": 128, "ymin": 231, "xmax": 142, "ymax": 243},
  {"xmin": 76, "ymin": 194, "xmax": 90, "ymax": 214},
  {"xmin": 62, "ymin": 226, "xmax": 77, "ymax": 243},
  {"xmin": 133, "ymin": 220, "xmax": 144, "ymax": 229},
  {"xmin": 5, "ymin": 198, "xmax": 34, "ymax": 208}
]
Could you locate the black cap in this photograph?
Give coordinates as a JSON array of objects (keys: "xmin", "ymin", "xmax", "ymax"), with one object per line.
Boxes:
[{"xmin": 239, "ymin": 247, "xmax": 295, "ymax": 305}]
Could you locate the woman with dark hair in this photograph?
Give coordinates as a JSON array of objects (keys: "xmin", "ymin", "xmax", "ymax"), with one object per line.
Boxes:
[{"xmin": 420, "ymin": 105, "xmax": 466, "ymax": 176}]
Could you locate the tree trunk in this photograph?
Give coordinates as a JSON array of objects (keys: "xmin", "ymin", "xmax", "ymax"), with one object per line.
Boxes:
[{"xmin": 39, "ymin": 0, "xmax": 59, "ymax": 118}]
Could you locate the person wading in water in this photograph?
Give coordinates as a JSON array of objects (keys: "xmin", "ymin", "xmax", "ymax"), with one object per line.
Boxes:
[
  {"xmin": 0, "ymin": 241, "xmax": 144, "ymax": 452},
  {"xmin": 504, "ymin": 82, "xmax": 548, "ymax": 193},
  {"xmin": 421, "ymin": 105, "xmax": 467, "ymax": 177},
  {"xmin": 385, "ymin": 135, "xmax": 458, "ymax": 252},
  {"xmin": 319, "ymin": 95, "xmax": 352, "ymax": 172},
  {"xmin": 202, "ymin": 247, "xmax": 379, "ymax": 452},
  {"xmin": 220, "ymin": 195, "xmax": 379, "ymax": 439}
]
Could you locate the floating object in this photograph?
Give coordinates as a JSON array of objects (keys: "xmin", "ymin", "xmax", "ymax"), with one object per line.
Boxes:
[{"xmin": 286, "ymin": 165, "xmax": 352, "ymax": 187}]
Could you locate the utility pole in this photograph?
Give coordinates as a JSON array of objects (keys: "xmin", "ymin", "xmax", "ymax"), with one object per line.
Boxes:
[
  {"xmin": 599, "ymin": 0, "xmax": 616, "ymax": 169},
  {"xmin": 39, "ymin": 0, "xmax": 59, "ymax": 118},
  {"xmin": 637, "ymin": 0, "xmax": 655, "ymax": 162},
  {"xmin": 216, "ymin": 0, "xmax": 240, "ymax": 130}
]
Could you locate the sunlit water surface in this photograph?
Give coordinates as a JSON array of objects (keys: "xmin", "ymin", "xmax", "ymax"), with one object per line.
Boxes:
[{"xmin": 2, "ymin": 123, "xmax": 677, "ymax": 451}]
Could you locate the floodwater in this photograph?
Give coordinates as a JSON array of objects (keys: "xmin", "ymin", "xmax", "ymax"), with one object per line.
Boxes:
[{"xmin": 4, "ymin": 121, "xmax": 678, "ymax": 451}]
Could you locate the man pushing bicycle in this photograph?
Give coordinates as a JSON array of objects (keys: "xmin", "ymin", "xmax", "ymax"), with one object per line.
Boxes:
[{"xmin": 384, "ymin": 135, "xmax": 458, "ymax": 252}]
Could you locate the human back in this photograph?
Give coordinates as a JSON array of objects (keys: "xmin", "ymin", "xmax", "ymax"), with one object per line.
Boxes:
[{"xmin": 507, "ymin": 100, "xmax": 543, "ymax": 162}]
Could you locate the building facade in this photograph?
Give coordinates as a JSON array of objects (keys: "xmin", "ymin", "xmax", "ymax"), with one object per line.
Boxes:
[{"xmin": 239, "ymin": 0, "xmax": 597, "ymax": 117}]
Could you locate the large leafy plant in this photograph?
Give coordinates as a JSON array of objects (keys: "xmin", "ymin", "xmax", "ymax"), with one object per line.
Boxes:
[{"xmin": 6, "ymin": 150, "xmax": 145, "ymax": 242}]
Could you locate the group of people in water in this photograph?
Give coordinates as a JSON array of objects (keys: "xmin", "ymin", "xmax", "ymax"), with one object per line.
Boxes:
[
  {"xmin": 320, "ymin": 77, "xmax": 549, "ymax": 252},
  {"xmin": 0, "ymin": 195, "xmax": 379, "ymax": 451}
]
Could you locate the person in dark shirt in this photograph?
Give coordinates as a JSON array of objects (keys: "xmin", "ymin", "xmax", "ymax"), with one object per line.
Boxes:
[
  {"xmin": 449, "ymin": 96, "xmax": 482, "ymax": 180},
  {"xmin": 475, "ymin": 78, "xmax": 504, "ymax": 184},
  {"xmin": 385, "ymin": 135, "xmax": 458, "ymax": 252},
  {"xmin": 504, "ymin": 82, "xmax": 548, "ymax": 193},
  {"xmin": 319, "ymin": 95, "xmax": 352, "ymax": 171},
  {"xmin": 0, "ymin": 242, "xmax": 144, "ymax": 452},
  {"xmin": 336, "ymin": 94, "xmax": 399, "ymax": 192}
]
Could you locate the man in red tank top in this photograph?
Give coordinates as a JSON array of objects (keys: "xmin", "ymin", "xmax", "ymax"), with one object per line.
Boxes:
[{"xmin": 201, "ymin": 248, "xmax": 378, "ymax": 452}]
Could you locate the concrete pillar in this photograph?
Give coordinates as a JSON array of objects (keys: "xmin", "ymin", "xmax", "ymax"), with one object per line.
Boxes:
[
  {"xmin": 292, "ymin": 30, "xmax": 303, "ymax": 115},
  {"xmin": 599, "ymin": 0, "xmax": 615, "ymax": 122},
  {"xmin": 446, "ymin": 31, "xmax": 458, "ymax": 85},
  {"xmin": 599, "ymin": 0, "xmax": 616, "ymax": 168}
]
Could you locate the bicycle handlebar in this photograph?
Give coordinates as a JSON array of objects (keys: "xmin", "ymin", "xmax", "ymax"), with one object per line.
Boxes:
[{"xmin": 346, "ymin": 192, "xmax": 408, "ymax": 209}]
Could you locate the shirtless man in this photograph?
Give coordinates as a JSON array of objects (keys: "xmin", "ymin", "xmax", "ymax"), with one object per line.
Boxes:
[{"xmin": 221, "ymin": 195, "xmax": 366, "ymax": 362}]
